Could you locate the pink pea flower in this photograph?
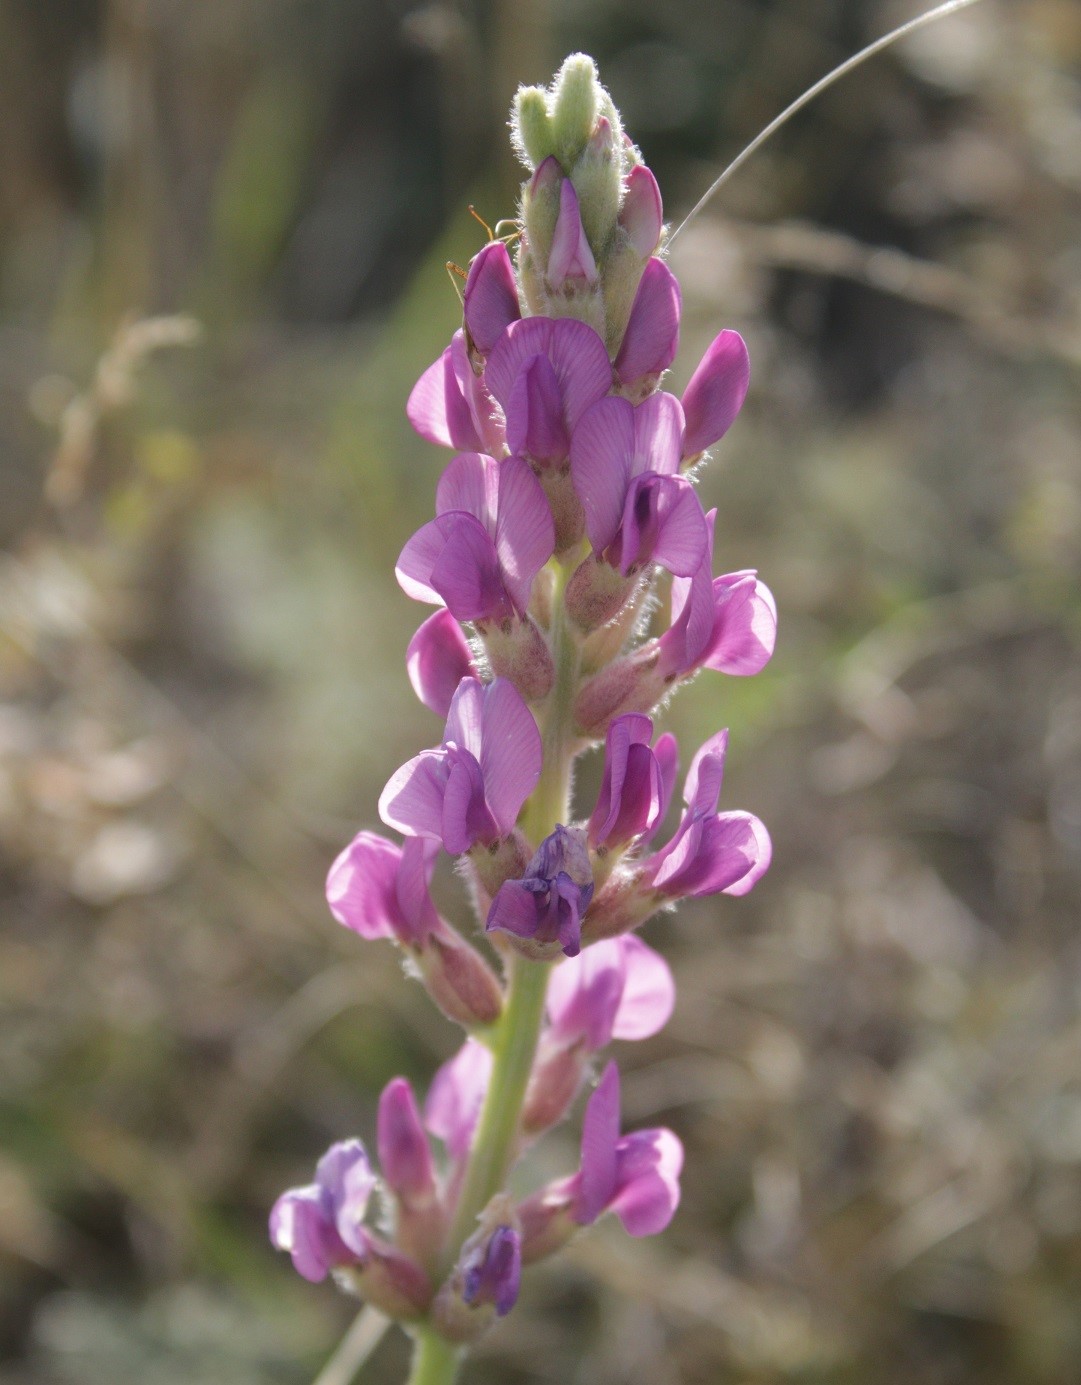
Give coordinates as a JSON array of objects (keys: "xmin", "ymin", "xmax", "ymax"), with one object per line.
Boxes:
[
  {"xmin": 407, "ymin": 330, "xmax": 505, "ymax": 455},
  {"xmin": 485, "ymin": 316, "xmax": 612, "ymax": 470},
  {"xmin": 613, "ymin": 257, "xmax": 682, "ymax": 400},
  {"xmin": 571, "ymin": 392, "xmax": 708, "ymax": 578},
  {"xmin": 587, "ymin": 713, "xmax": 679, "ymax": 851},
  {"xmin": 463, "ymin": 241, "xmax": 521, "ymax": 356},
  {"xmin": 396, "ymin": 452, "xmax": 555, "ymax": 625},
  {"xmin": 518, "ymin": 1062, "xmax": 683, "ymax": 1260},
  {"xmin": 680, "ymin": 329, "xmax": 751, "ymax": 462},
  {"xmin": 406, "ymin": 609, "xmax": 478, "ymax": 718},
  {"xmin": 379, "ymin": 677, "xmax": 542, "ymax": 856},
  {"xmin": 644, "ymin": 730, "xmax": 771, "ymax": 900},
  {"xmin": 424, "ymin": 1037, "xmax": 494, "ymax": 1162},
  {"xmin": 327, "ymin": 831, "xmax": 503, "ymax": 1027},
  {"xmin": 269, "ymin": 1140, "xmax": 431, "ymax": 1315},
  {"xmin": 658, "ymin": 509, "xmax": 777, "ymax": 680}
]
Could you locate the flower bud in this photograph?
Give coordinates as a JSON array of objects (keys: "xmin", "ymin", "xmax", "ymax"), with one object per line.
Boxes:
[
  {"xmin": 619, "ymin": 165, "xmax": 663, "ymax": 258},
  {"xmin": 466, "ymin": 829, "xmax": 532, "ymax": 901},
  {"xmin": 565, "ymin": 553, "xmax": 642, "ymax": 634},
  {"xmin": 574, "ymin": 646, "xmax": 664, "ymax": 740},
  {"xmin": 571, "ymin": 116, "xmax": 621, "ymax": 249},
  {"xmin": 614, "ymin": 258, "xmax": 682, "ymax": 401},
  {"xmin": 521, "ymin": 1039, "xmax": 588, "ymax": 1135},
  {"xmin": 335, "ymin": 1243, "xmax": 433, "ymax": 1321},
  {"xmin": 512, "ymin": 86, "xmax": 554, "ymax": 167},
  {"xmin": 550, "ymin": 54, "xmax": 599, "ymax": 168},
  {"xmin": 417, "ymin": 921, "xmax": 504, "ymax": 1029},
  {"xmin": 521, "ymin": 156, "xmax": 563, "ymax": 275},
  {"xmin": 377, "ymin": 1078, "xmax": 445, "ymax": 1266},
  {"xmin": 538, "ymin": 465, "xmax": 586, "ymax": 554},
  {"xmin": 478, "ymin": 614, "xmax": 555, "ymax": 703},
  {"xmin": 463, "ymin": 241, "xmax": 521, "ymax": 357},
  {"xmin": 433, "ymin": 1195, "xmax": 522, "ymax": 1341}
]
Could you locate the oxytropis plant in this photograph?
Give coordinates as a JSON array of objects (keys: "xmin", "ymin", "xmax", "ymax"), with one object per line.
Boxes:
[{"xmin": 271, "ymin": 54, "xmax": 776, "ymax": 1384}]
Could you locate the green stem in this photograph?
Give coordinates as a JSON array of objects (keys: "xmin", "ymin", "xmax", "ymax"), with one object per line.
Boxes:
[
  {"xmin": 412, "ymin": 562, "xmax": 582, "ymax": 1385},
  {"xmin": 405, "ymin": 1328, "xmax": 462, "ymax": 1385}
]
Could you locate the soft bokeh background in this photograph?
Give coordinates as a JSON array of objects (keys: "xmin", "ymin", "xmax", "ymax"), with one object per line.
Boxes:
[{"xmin": 2, "ymin": 1, "xmax": 1080, "ymax": 1381}]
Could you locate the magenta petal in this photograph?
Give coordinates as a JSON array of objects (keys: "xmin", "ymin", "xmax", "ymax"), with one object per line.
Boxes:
[
  {"xmin": 589, "ymin": 712, "xmax": 655, "ymax": 846},
  {"xmin": 463, "ymin": 241, "xmax": 521, "ymax": 355},
  {"xmin": 326, "ymin": 831, "xmax": 400, "ymax": 940},
  {"xmin": 441, "ymin": 749, "xmax": 497, "ymax": 854},
  {"xmin": 487, "ymin": 878, "xmax": 547, "ymax": 938},
  {"xmin": 270, "ymin": 1187, "xmax": 352, "ymax": 1282},
  {"xmin": 435, "ymin": 451, "xmax": 498, "ymax": 526},
  {"xmin": 647, "ymin": 477, "xmax": 709, "ymax": 577},
  {"xmin": 486, "ymin": 318, "xmax": 612, "ymax": 436},
  {"xmin": 396, "ymin": 518, "xmax": 452, "ymax": 605},
  {"xmin": 407, "ymin": 343, "xmax": 482, "ymax": 451},
  {"xmin": 406, "ymin": 610, "xmax": 476, "ymax": 717},
  {"xmin": 681, "ymin": 329, "xmax": 750, "ymax": 457},
  {"xmin": 683, "ymin": 730, "xmax": 729, "ymax": 815},
  {"xmin": 430, "ymin": 514, "xmax": 511, "ymax": 623},
  {"xmin": 505, "ymin": 354, "xmax": 569, "ymax": 465},
  {"xmin": 610, "ymin": 936, "xmax": 675, "ymax": 1041},
  {"xmin": 632, "ymin": 392, "xmax": 684, "ymax": 477},
  {"xmin": 378, "ymin": 1077, "xmax": 436, "ymax": 1204},
  {"xmin": 614, "ymin": 258, "xmax": 681, "ymax": 389},
  {"xmin": 425, "ymin": 1038, "xmax": 493, "ymax": 1160},
  {"xmin": 650, "ymin": 732, "xmax": 680, "ymax": 836},
  {"xmin": 392, "ymin": 836, "xmax": 441, "ymax": 942},
  {"xmin": 704, "ymin": 572, "xmax": 778, "ymax": 675},
  {"xmin": 570, "ymin": 396, "xmax": 635, "ymax": 553},
  {"xmin": 545, "ymin": 938, "xmax": 626, "ymax": 1050},
  {"xmin": 619, "ymin": 165, "xmax": 663, "ymax": 258},
  {"xmin": 576, "ymin": 1063, "xmax": 621, "ymax": 1225},
  {"xmin": 709, "ymin": 812, "xmax": 772, "ymax": 896},
  {"xmin": 611, "ymin": 1127, "xmax": 683, "ymax": 1235},
  {"xmin": 379, "ymin": 749, "xmax": 450, "ymax": 840},
  {"xmin": 475, "ymin": 678, "xmax": 542, "ymax": 835},
  {"xmin": 444, "ymin": 678, "xmax": 485, "ymax": 759},
  {"xmin": 494, "ymin": 456, "xmax": 555, "ymax": 613},
  {"xmin": 548, "ymin": 177, "xmax": 598, "ymax": 287}
]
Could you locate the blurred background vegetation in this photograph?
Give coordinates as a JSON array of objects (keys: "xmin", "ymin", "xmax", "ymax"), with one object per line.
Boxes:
[{"xmin": 1, "ymin": 0, "xmax": 1080, "ymax": 1381}]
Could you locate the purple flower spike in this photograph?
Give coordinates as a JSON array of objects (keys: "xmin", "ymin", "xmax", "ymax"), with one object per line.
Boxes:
[
  {"xmin": 546, "ymin": 934, "xmax": 675, "ymax": 1051},
  {"xmin": 588, "ymin": 713, "xmax": 669, "ymax": 850},
  {"xmin": 380, "ymin": 677, "xmax": 543, "ymax": 855},
  {"xmin": 659, "ymin": 511, "xmax": 777, "ymax": 680},
  {"xmin": 619, "ymin": 165, "xmax": 663, "ymax": 258},
  {"xmin": 574, "ymin": 1063, "xmax": 683, "ymax": 1236},
  {"xmin": 613, "ymin": 258, "xmax": 682, "ymax": 399},
  {"xmin": 487, "ymin": 824, "xmax": 594, "ymax": 958},
  {"xmin": 463, "ymin": 241, "xmax": 521, "ymax": 356},
  {"xmin": 548, "ymin": 177, "xmax": 598, "ymax": 288},
  {"xmin": 327, "ymin": 832, "xmax": 440, "ymax": 946},
  {"xmin": 645, "ymin": 730, "xmax": 772, "ymax": 900},
  {"xmin": 269, "ymin": 1139, "xmax": 376, "ymax": 1282},
  {"xmin": 396, "ymin": 452, "xmax": 555, "ymax": 624},
  {"xmin": 462, "ymin": 1224, "xmax": 522, "ymax": 1317},
  {"xmin": 378, "ymin": 1077, "xmax": 437, "ymax": 1208},
  {"xmin": 406, "ymin": 610, "xmax": 477, "ymax": 718},
  {"xmin": 425, "ymin": 1038, "xmax": 494, "ymax": 1161},
  {"xmin": 680, "ymin": 329, "xmax": 751, "ymax": 461},
  {"xmin": 407, "ymin": 330, "xmax": 505, "ymax": 456},
  {"xmin": 486, "ymin": 317, "xmax": 613, "ymax": 462},
  {"xmin": 571, "ymin": 393, "xmax": 708, "ymax": 578}
]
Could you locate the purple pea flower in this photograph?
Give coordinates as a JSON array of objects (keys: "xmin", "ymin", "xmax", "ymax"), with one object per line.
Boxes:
[
  {"xmin": 407, "ymin": 330, "xmax": 505, "ymax": 456},
  {"xmin": 396, "ymin": 452, "xmax": 555, "ymax": 626},
  {"xmin": 545, "ymin": 934, "xmax": 675, "ymax": 1051},
  {"xmin": 406, "ymin": 609, "xmax": 478, "ymax": 718},
  {"xmin": 425, "ymin": 1037, "xmax": 493, "ymax": 1162},
  {"xmin": 379, "ymin": 677, "xmax": 542, "ymax": 856},
  {"xmin": 463, "ymin": 241, "xmax": 521, "ymax": 356},
  {"xmin": 680, "ymin": 329, "xmax": 751, "ymax": 463},
  {"xmin": 644, "ymin": 730, "xmax": 772, "ymax": 900},
  {"xmin": 327, "ymin": 831, "xmax": 503, "ymax": 1027},
  {"xmin": 485, "ymin": 317, "xmax": 612, "ymax": 470},
  {"xmin": 518, "ymin": 1062, "xmax": 683, "ymax": 1261},
  {"xmin": 570, "ymin": 392, "xmax": 708, "ymax": 578},
  {"xmin": 613, "ymin": 257, "xmax": 682, "ymax": 401},
  {"xmin": 523, "ymin": 933, "xmax": 675, "ymax": 1134},
  {"xmin": 487, "ymin": 824, "xmax": 594, "ymax": 959},
  {"xmin": 588, "ymin": 713, "xmax": 679, "ymax": 851},
  {"xmin": 462, "ymin": 1224, "xmax": 522, "ymax": 1317},
  {"xmin": 270, "ymin": 1140, "xmax": 376, "ymax": 1283},
  {"xmin": 657, "ymin": 509, "xmax": 777, "ymax": 680}
]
